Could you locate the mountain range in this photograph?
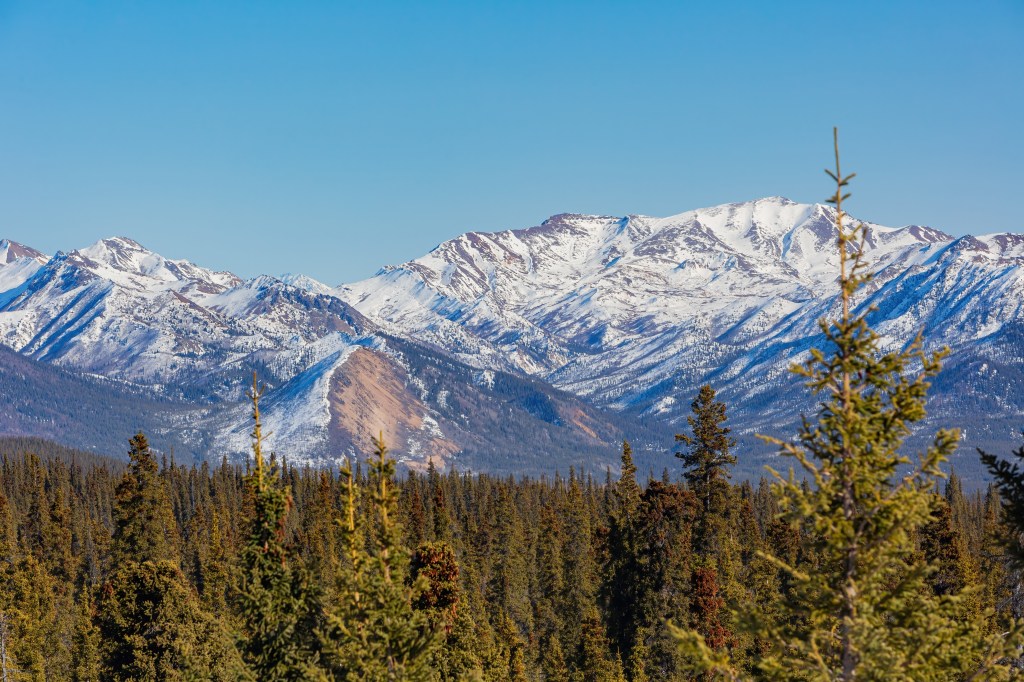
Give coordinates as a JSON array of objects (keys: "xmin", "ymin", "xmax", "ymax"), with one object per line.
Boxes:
[{"xmin": 2, "ymin": 197, "xmax": 1022, "ymax": 479}]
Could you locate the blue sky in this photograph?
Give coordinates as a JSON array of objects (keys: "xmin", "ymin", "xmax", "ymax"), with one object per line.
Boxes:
[{"xmin": 1, "ymin": 1, "xmax": 1021, "ymax": 283}]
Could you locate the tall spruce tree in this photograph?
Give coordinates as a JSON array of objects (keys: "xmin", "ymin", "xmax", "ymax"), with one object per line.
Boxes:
[
  {"xmin": 676, "ymin": 388, "xmax": 742, "ymax": 662},
  {"xmin": 673, "ymin": 129, "xmax": 1023, "ymax": 680},
  {"xmin": 920, "ymin": 496, "xmax": 981, "ymax": 619},
  {"xmin": 0, "ymin": 485, "xmax": 44, "ymax": 681},
  {"xmin": 602, "ymin": 442, "xmax": 643, "ymax": 660},
  {"xmin": 319, "ymin": 434, "xmax": 439, "ymax": 680},
  {"xmin": 537, "ymin": 502, "xmax": 570, "ymax": 681},
  {"xmin": 978, "ymin": 484, "xmax": 1020, "ymax": 628},
  {"xmin": 96, "ymin": 559, "xmax": 249, "ymax": 681},
  {"xmin": 235, "ymin": 375, "xmax": 323, "ymax": 681},
  {"xmin": 563, "ymin": 471, "xmax": 610, "ymax": 676},
  {"xmin": 410, "ymin": 541, "xmax": 482, "ymax": 679},
  {"xmin": 676, "ymin": 384, "xmax": 737, "ymax": 520},
  {"xmin": 632, "ymin": 480, "xmax": 696, "ymax": 679},
  {"xmin": 110, "ymin": 433, "xmax": 180, "ymax": 566},
  {"xmin": 490, "ymin": 487, "xmax": 533, "ymax": 643},
  {"xmin": 95, "ymin": 432, "xmax": 246, "ymax": 681}
]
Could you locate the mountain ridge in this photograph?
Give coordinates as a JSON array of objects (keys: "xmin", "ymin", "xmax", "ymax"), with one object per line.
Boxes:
[
  {"xmin": 0, "ymin": 232, "xmax": 654, "ymax": 473},
  {"xmin": 1, "ymin": 197, "xmax": 1021, "ymax": 478}
]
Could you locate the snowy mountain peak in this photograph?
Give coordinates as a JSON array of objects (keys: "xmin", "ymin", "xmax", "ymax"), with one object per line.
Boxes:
[
  {"xmin": 243, "ymin": 274, "xmax": 284, "ymax": 289},
  {"xmin": 279, "ymin": 272, "xmax": 333, "ymax": 295},
  {"xmin": 74, "ymin": 236, "xmax": 170, "ymax": 275},
  {"xmin": 377, "ymin": 198, "xmax": 948, "ymax": 302},
  {"xmin": 539, "ymin": 213, "xmax": 622, "ymax": 227},
  {"xmin": 0, "ymin": 240, "xmax": 48, "ymax": 300},
  {"xmin": 67, "ymin": 236, "xmax": 240, "ymax": 294},
  {"xmin": 0, "ymin": 239, "xmax": 48, "ymax": 265}
]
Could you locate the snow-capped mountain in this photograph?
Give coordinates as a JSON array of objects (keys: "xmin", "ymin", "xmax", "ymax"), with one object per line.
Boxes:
[
  {"xmin": 336, "ymin": 197, "xmax": 948, "ymax": 399},
  {"xmin": 0, "ymin": 239, "xmax": 47, "ymax": 265},
  {"xmin": 0, "ymin": 239, "xmax": 49, "ymax": 304},
  {"xmin": 337, "ymin": 197, "xmax": 1024, "ymax": 472},
  {"xmin": 0, "ymin": 236, "xmax": 637, "ymax": 473},
  {"xmin": 1, "ymin": 197, "xmax": 1021, "ymax": 478},
  {"xmin": 278, "ymin": 272, "xmax": 334, "ymax": 296},
  {"xmin": 0, "ymin": 237, "xmax": 255, "ymax": 383}
]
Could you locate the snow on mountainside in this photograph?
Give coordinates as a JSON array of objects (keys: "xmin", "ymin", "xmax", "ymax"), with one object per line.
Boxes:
[
  {"xmin": 0, "ymin": 239, "xmax": 48, "ymax": 265},
  {"xmin": 279, "ymin": 272, "xmax": 334, "ymax": 296},
  {"xmin": 1, "ymin": 197, "xmax": 1022, "ymax": 478},
  {"xmin": 71, "ymin": 237, "xmax": 241, "ymax": 295},
  {"xmin": 0, "ymin": 239, "xmax": 50, "ymax": 305},
  {"xmin": 0, "ymin": 237, "xmax": 247, "ymax": 380},
  {"xmin": 0, "ymin": 236, "xmax": 635, "ymax": 472},
  {"xmin": 336, "ymin": 197, "xmax": 956, "ymax": 396},
  {"xmin": 337, "ymin": 197, "xmax": 1024, "ymax": 474}
]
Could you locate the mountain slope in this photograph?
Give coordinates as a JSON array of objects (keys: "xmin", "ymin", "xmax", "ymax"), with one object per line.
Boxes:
[
  {"xmin": 336, "ymin": 197, "xmax": 954, "ymax": 401},
  {"xmin": 0, "ymin": 237, "xmax": 641, "ymax": 473},
  {"xmin": 336, "ymin": 197, "xmax": 1024, "ymax": 476},
  {"xmin": 1, "ymin": 196, "xmax": 1021, "ymax": 479},
  {"xmin": 0, "ymin": 239, "xmax": 47, "ymax": 265},
  {"xmin": 0, "ymin": 343, "xmax": 205, "ymax": 459},
  {"xmin": 0, "ymin": 239, "xmax": 49, "ymax": 305}
]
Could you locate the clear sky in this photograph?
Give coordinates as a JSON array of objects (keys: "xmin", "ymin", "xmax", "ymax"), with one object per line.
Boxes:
[{"xmin": 1, "ymin": 1, "xmax": 1021, "ymax": 284}]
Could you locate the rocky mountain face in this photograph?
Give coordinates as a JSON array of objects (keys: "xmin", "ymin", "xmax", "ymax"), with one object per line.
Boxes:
[
  {"xmin": 2, "ymin": 197, "xmax": 1021, "ymax": 479},
  {"xmin": 0, "ymin": 239, "xmax": 47, "ymax": 265},
  {"xmin": 0, "ymin": 239, "xmax": 48, "ymax": 301}
]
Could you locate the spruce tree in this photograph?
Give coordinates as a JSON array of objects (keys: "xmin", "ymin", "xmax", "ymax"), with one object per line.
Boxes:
[
  {"xmin": 676, "ymin": 384, "xmax": 737, "ymax": 520},
  {"xmin": 676, "ymin": 387, "xmax": 742, "ymax": 658},
  {"xmin": 979, "ymin": 436, "xmax": 1024, "ymax": 568},
  {"xmin": 411, "ymin": 541, "xmax": 482, "ymax": 679},
  {"xmin": 626, "ymin": 626, "xmax": 651, "ymax": 682},
  {"xmin": 563, "ymin": 471, "xmax": 606, "ymax": 675},
  {"xmin": 319, "ymin": 434, "xmax": 439, "ymax": 680},
  {"xmin": 110, "ymin": 433, "xmax": 180, "ymax": 565},
  {"xmin": 0, "ymin": 486, "xmax": 47, "ymax": 681},
  {"xmin": 979, "ymin": 485, "xmax": 1018, "ymax": 627},
  {"xmin": 689, "ymin": 559, "xmax": 730, "ymax": 651},
  {"xmin": 572, "ymin": 608, "xmax": 626, "ymax": 682},
  {"xmin": 602, "ymin": 441, "xmax": 643, "ymax": 661},
  {"xmin": 537, "ymin": 502, "xmax": 569, "ymax": 680},
  {"xmin": 920, "ymin": 495, "xmax": 980, "ymax": 617},
  {"xmin": 306, "ymin": 470, "xmax": 341, "ymax": 593},
  {"xmin": 631, "ymin": 480, "xmax": 696, "ymax": 678},
  {"xmin": 96, "ymin": 432, "xmax": 247, "ymax": 681},
  {"xmin": 72, "ymin": 591, "xmax": 101, "ymax": 682},
  {"xmin": 13, "ymin": 456, "xmax": 78, "ymax": 678},
  {"xmin": 673, "ymin": 129, "xmax": 1024, "ymax": 680},
  {"xmin": 235, "ymin": 375, "xmax": 323, "ymax": 681},
  {"xmin": 96, "ymin": 559, "xmax": 248, "ymax": 681},
  {"xmin": 489, "ymin": 486, "xmax": 533, "ymax": 644},
  {"xmin": 410, "ymin": 541, "xmax": 461, "ymax": 631}
]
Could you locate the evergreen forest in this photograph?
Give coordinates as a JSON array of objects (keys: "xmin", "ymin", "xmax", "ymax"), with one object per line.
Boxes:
[{"xmin": 2, "ymin": 403, "xmax": 1024, "ymax": 680}]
